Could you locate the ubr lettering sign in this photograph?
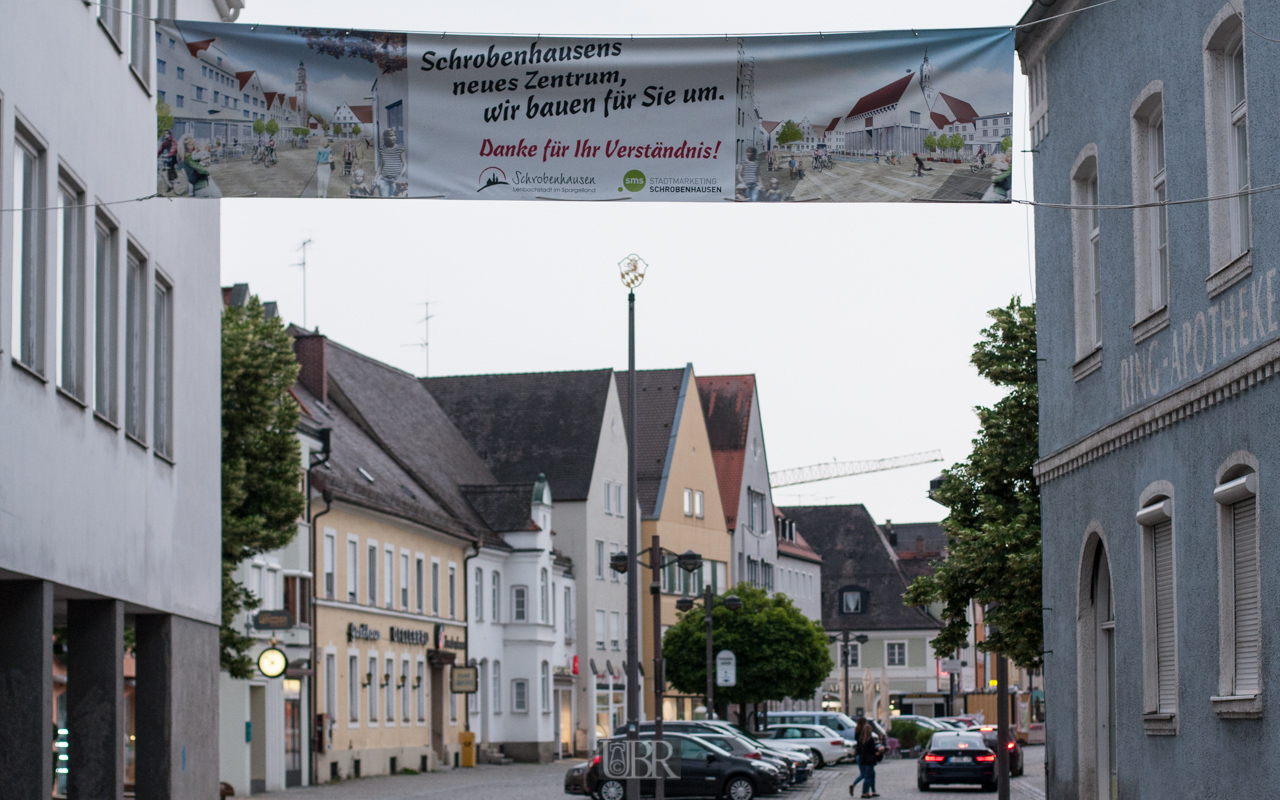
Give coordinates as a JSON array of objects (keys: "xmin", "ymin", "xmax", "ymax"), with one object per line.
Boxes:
[{"xmin": 600, "ymin": 740, "xmax": 680, "ymax": 780}]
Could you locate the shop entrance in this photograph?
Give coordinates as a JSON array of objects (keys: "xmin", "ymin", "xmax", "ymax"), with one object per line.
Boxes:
[
  {"xmin": 249, "ymin": 684, "xmax": 267, "ymax": 794},
  {"xmin": 284, "ymin": 678, "xmax": 303, "ymax": 787}
]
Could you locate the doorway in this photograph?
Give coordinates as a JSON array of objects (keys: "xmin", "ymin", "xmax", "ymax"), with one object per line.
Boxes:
[
  {"xmin": 249, "ymin": 684, "xmax": 267, "ymax": 794},
  {"xmin": 283, "ymin": 679, "xmax": 302, "ymax": 787},
  {"xmin": 1079, "ymin": 533, "xmax": 1116, "ymax": 800},
  {"xmin": 1093, "ymin": 551, "xmax": 1117, "ymax": 800}
]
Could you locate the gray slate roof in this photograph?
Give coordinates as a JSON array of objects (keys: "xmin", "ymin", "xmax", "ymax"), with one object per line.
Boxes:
[
  {"xmin": 460, "ymin": 484, "xmax": 537, "ymax": 537},
  {"xmin": 778, "ymin": 504, "xmax": 940, "ymax": 632},
  {"xmin": 422, "ymin": 370, "xmax": 614, "ymax": 501},
  {"xmin": 614, "ymin": 367, "xmax": 689, "ymax": 518},
  {"xmin": 891, "ymin": 522, "xmax": 948, "ymax": 555}
]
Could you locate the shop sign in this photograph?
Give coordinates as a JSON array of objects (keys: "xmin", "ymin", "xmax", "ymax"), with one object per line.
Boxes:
[
  {"xmin": 389, "ymin": 626, "xmax": 430, "ymax": 646},
  {"xmin": 253, "ymin": 609, "xmax": 294, "ymax": 630},
  {"xmin": 443, "ymin": 636, "xmax": 466, "ymax": 651},
  {"xmin": 715, "ymin": 650, "xmax": 736, "ymax": 687},
  {"xmin": 553, "ymin": 664, "xmax": 572, "ymax": 678},
  {"xmin": 940, "ymin": 658, "xmax": 962, "ymax": 675},
  {"xmin": 347, "ymin": 623, "xmax": 381, "ymax": 642},
  {"xmin": 451, "ymin": 666, "xmax": 479, "ymax": 693}
]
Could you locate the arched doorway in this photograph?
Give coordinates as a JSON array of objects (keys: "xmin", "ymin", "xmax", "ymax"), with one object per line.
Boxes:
[{"xmin": 1078, "ymin": 531, "xmax": 1116, "ymax": 800}]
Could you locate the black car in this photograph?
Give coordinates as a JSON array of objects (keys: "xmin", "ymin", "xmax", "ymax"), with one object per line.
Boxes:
[
  {"xmin": 917, "ymin": 731, "xmax": 999, "ymax": 792},
  {"xmin": 618, "ymin": 721, "xmax": 814, "ymax": 783},
  {"xmin": 689, "ymin": 733, "xmax": 790, "ymax": 790},
  {"xmin": 565, "ymin": 760, "xmax": 591, "ymax": 795},
  {"xmin": 966, "ymin": 725, "xmax": 1024, "ymax": 777},
  {"xmin": 585, "ymin": 733, "xmax": 769, "ymax": 800}
]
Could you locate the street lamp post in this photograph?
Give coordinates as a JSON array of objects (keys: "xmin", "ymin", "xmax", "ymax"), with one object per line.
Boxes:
[
  {"xmin": 618, "ymin": 254, "xmax": 646, "ymax": 800},
  {"xmin": 675, "ymin": 587, "xmax": 742, "ymax": 720}
]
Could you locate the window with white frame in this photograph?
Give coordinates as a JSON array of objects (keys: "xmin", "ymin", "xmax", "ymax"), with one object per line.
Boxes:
[
  {"xmin": 99, "ymin": 0, "xmax": 124, "ymax": 45},
  {"xmin": 402, "ymin": 659, "xmax": 411, "ymax": 722},
  {"xmin": 384, "ymin": 657, "xmax": 394, "ymax": 724},
  {"xmin": 1131, "ymin": 84, "xmax": 1169, "ymax": 321},
  {"xmin": 541, "ymin": 662, "xmax": 551, "ymax": 712},
  {"xmin": 93, "ymin": 214, "xmax": 119, "ymax": 420},
  {"xmin": 449, "ymin": 564, "xmax": 457, "ymax": 618},
  {"xmin": 475, "ymin": 567, "xmax": 484, "ymax": 621},
  {"xmin": 841, "ymin": 589, "xmax": 864, "ymax": 614},
  {"xmin": 596, "ymin": 610, "xmax": 606, "ymax": 650},
  {"xmin": 1215, "ymin": 465, "xmax": 1260, "ymax": 707},
  {"xmin": 416, "ymin": 660, "xmax": 426, "ymax": 722},
  {"xmin": 55, "ymin": 178, "xmax": 85, "ymax": 398},
  {"xmin": 415, "ymin": 556, "xmax": 424, "ymax": 612},
  {"xmin": 124, "ymin": 247, "xmax": 146, "ymax": 440},
  {"xmin": 887, "ymin": 641, "xmax": 907, "ymax": 667},
  {"xmin": 846, "ymin": 641, "xmax": 861, "ymax": 668},
  {"xmin": 13, "ymin": 134, "xmax": 46, "ymax": 373},
  {"xmin": 1071, "ymin": 146, "xmax": 1103, "ymax": 361},
  {"xmin": 325, "ymin": 652, "xmax": 336, "ymax": 719},
  {"xmin": 401, "ymin": 552, "xmax": 409, "ymax": 609},
  {"xmin": 683, "ymin": 488, "xmax": 693, "ymax": 516},
  {"xmin": 1150, "ymin": 112, "xmax": 1169, "ymax": 311},
  {"xmin": 615, "ymin": 483, "xmax": 623, "ymax": 514},
  {"xmin": 450, "ymin": 678, "xmax": 458, "ymax": 723},
  {"xmin": 384, "ymin": 547, "xmax": 394, "ymax": 608},
  {"xmin": 431, "ymin": 560, "xmax": 440, "ymax": 615},
  {"xmin": 492, "ymin": 571, "xmax": 501, "ymax": 622},
  {"xmin": 596, "ymin": 540, "xmax": 605, "ymax": 579},
  {"xmin": 694, "ymin": 490, "xmax": 704, "ymax": 519},
  {"xmin": 747, "ymin": 489, "xmax": 766, "ymax": 532},
  {"xmin": 609, "ymin": 611, "xmax": 620, "ymax": 650},
  {"xmin": 604, "ymin": 480, "xmax": 613, "ymax": 515},
  {"xmin": 348, "ymin": 654, "xmax": 359, "ymax": 723},
  {"xmin": 130, "ymin": 0, "xmax": 151, "ymax": 84},
  {"xmin": 324, "ymin": 531, "xmax": 336, "ymax": 599},
  {"xmin": 1204, "ymin": 11, "xmax": 1251, "ymax": 272},
  {"xmin": 492, "ymin": 661, "xmax": 502, "ymax": 712},
  {"xmin": 513, "ymin": 586, "xmax": 527, "ymax": 621},
  {"xmin": 346, "ymin": 539, "xmax": 358, "ymax": 602},
  {"xmin": 512, "ymin": 679, "xmax": 528, "ymax": 712},
  {"xmin": 367, "ymin": 655, "xmax": 378, "ymax": 724},
  {"xmin": 1137, "ymin": 493, "xmax": 1178, "ymax": 728},
  {"xmin": 367, "ymin": 544, "xmax": 377, "ymax": 605},
  {"xmin": 152, "ymin": 273, "xmax": 172, "ymax": 456},
  {"xmin": 540, "ymin": 569, "xmax": 549, "ymax": 623}
]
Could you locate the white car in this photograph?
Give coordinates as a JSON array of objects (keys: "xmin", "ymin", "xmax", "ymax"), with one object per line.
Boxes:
[{"xmin": 761, "ymin": 723, "xmax": 851, "ymax": 767}]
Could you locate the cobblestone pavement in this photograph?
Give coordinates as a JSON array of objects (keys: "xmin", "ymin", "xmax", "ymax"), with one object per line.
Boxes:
[
  {"xmin": 249, "ymin": 747, "xmax": 1043, "ymax": 800},
  {"xmin": 207, "ymin": 140, "xmax": 376, "ymax": 198}
]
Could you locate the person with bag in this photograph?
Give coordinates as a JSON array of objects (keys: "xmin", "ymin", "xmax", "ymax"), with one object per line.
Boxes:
[
  {"xmin": 848, "ymin": 718, "xmax": 880, "ymax": 798},
  {"xmin": 315, "ymin": 138, "xmax": 334, "ymax": 197}
]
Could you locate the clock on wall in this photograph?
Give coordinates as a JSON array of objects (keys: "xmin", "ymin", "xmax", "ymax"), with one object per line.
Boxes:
[{"xmin": 258, "ymin": 647, "xmax": 288, "ymax": 678}]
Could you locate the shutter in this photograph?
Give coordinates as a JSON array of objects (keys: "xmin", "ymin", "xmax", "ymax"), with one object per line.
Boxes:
[
  {"xmin": 1233, "ymin": 498, "xmax": 1261, "ymax": 695},
  {"xmin": 1152, "ymin": 520, "xmax": 1177, "ymax": 713}
]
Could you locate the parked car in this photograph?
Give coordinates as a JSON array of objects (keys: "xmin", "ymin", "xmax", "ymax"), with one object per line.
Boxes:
[
  {"xmin": 689, "ymin": 732, "xmax": 793, "ymax": 789},
  {"xmin": 891, "ymin": 714, "xmax": 953, "ymax": 731},
  {"xmin": 616, "ymin": 720, "xmax": 815, "ymax": 782},
  {"xmin": 760, "ymin": 723, "xmax": 851, "ymax": 767},
  {"xmin": 917, "ymin": 731, "xmax": 999, "ymax": 792},
  {"xmin": 564, "ymin": 760, "xmax": 591, "ymax": 795},
  {"xmin": 584, "ymin": 733, "xmax": 773, "ymax": 800},
  {"xmin": 935, "ymin": 715, "xmax": 981, "ymax": 728},
  {"xmin": 966, "ymin": 725, "xmax": 1024, "ymax": 777},
  {"xmin": 764, "ymin": 710, "xmax": 887, "ymax": 742}
]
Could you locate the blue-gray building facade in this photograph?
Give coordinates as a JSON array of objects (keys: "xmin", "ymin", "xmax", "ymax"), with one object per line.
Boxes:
[{"xmin": 1018, "ymin": 1, "xmax": 1280, "ymax": 798}]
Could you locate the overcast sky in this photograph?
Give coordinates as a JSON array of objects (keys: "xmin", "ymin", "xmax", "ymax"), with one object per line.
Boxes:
[{"xmin": 221, "ymin": 0, "xmax": 1038, "ymax": 526}]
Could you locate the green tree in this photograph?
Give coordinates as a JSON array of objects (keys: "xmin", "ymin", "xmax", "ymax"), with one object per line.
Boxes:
[
  {"xmin": 265, "ymin": 118, "xmax": 280, "ymax": 136},
  {"xmin": 293, "ymin": 127, "xmax": 310, "ymax": 139},
  {"xmin": 221, "ymin": 296, "xmax": 304, "ymax": 678},
  {"xmin": 904, "ymin": 297, "xmax": 1041, "ymax": 668},
  {"xmin": 663, "ymin": 584, "xmax": 833, "ymax": 721},
  {"xmin": 776, "ymin": 120, "xmax": 804, "ymax": 147},
  {"xmin": 351, "ymin": 124, "xmax": 361, "ymax": 137},
  {"xmin": 1001, "ymin": 135, "xmax": 1013, "ymax": 154},
  {"xmin": 157, "ymin": 100, "xmax": 174, "ymax": 138},
  {"xmin": 923, "ymin": 133, "xmax": 938, "ymax": 157},
  {"xmin": 253, "ymin": 117, "xmax": 266, "ymax": 136},
  {"xmin": 950, "ymin": 133, "xmax": 966, "ymax": 159}
]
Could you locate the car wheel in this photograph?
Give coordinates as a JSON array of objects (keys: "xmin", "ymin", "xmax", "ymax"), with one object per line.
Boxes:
[
  {"xmin": 725, "ymin": 776, "xmax": 756, "ymax": 800},
  {"xmin": 982, "ymin": 781, "xmax": 998, "ymax": 793},
  {"xmin": 810, "ymin": 749, "xmax": 825, "ymax": 768},
  {"xmin": 597, "ymin": 779, "xmax": 625, "ymax": 800},
  {"xmin": 917, "ymin": 775, "xmax": 930, "ymax": 791}
]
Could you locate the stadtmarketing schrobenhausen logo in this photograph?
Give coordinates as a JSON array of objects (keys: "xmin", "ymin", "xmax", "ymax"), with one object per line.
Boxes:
[
  {"xmin": 478, "ymin": 167, "xmax": 509, "ymax": 192},
  {"xmin": 621, "ymin": 169, "xmax": 646, "ymax": 192}
]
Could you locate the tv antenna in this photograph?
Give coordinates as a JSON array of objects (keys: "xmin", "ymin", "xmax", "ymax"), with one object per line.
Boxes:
[
  {"xmin": 291, "ymin": 238, "xmax": 313, "ymax": 329},
  {"xmin": 402, "ymin": 300, "xmax": 436, "ymax": 377}
]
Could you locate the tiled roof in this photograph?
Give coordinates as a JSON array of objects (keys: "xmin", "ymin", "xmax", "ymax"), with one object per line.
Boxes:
[
  {"xmin": 940, "ymin": 93, "xmax": 979, "ymax": 125},
  {"xmin": 186, "ymin": 38, "xmax": 215, "ymax": 58},
  {"xmin": 891, "ymin": 522, "xmax": 947, "ymax": 557},
  {"xmin": 762, "ymin": 120, "xmax": 781, "ymax": 133},
  {"xmin": 320, "ymin": 337, "xmax": 496, "ymax": 532},
  {"xmin": 236, "ymin": 70, "xmax": 255, "ymax": 90},
  {"xmin": 847, "ymin": 73, "xmax": 914, "ymax": 119},
  {"xmin": 778, "ymin": 504, "xmax": 939, "ymax": 631},
  {"xmin": 423, "ymin": 370, "xmax": 614, "ymax": 502},
  {"xmin": 697, "ymin": 375, "xmax": 755, "ymax": 528},
  {"xmin": 930, "ymin": 111, "xmax": 951, "ymax": 129},
  {"xmin": 350, "ymin": 105, "xmax": 374, "ymax": 124},
  {"xmin": 460, "ymin": 484, "xmax": 536, "ymax": 536},
  {"xmin": 777, "ymin": 530, "xmax": 823, "ymax": 564},
  {"xmin": 615, "ymin": 367, "xmax": 688, "ymax": 518},
  {"xmin": 826, "ymin": 117, "xmax": 841, "ymax": 132}
]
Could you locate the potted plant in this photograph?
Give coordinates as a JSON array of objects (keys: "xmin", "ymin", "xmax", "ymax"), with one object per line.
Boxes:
[{"xmin": 924, "ymin": 133, "xmax": 937, "ymax": 162}]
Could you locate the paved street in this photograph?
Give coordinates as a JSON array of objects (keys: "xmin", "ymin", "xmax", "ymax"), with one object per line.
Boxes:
[
  {"xmin": 207, "ymin": 140, "xmax": 377, "ymax": 198},
  {"xmin": 250, "ymin": 746, "xmax": 1044, "ymax": 800}
]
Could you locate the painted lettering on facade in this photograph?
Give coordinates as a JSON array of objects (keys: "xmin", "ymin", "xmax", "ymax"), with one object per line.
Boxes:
[{"xmin": 1121, "ymin": 268, "xmax": 1278, "ymax": 410}]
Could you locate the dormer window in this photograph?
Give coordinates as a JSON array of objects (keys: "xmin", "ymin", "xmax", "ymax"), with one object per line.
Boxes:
[{"xmin": 840, "ymin": 587, "xmax": 867, "ymax": 614}]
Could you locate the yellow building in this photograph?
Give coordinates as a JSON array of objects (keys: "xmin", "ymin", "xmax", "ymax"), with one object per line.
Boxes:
[{"xmin": 617, "ymin": 365, "xmax": 732, "ymax": 721}]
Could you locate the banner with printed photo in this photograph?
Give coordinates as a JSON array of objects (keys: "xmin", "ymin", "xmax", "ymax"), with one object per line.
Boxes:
[{"xmin": 154, "ymin": 22, "xmax": 1014, "ymax": 203}]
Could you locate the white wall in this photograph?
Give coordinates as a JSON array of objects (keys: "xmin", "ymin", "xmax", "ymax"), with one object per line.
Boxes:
[
  {"xmin": 0, "ymin": 1, "xmax": 222, "ymax": 623},
  {"xmin": 731, "ymin": 388, "xmax": 779, "ymax": 588}
]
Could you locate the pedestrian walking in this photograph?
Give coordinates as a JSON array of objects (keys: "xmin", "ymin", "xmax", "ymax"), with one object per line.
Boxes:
[
  {"xmin": 377, "ymin": 129, "xmax": 406, "ymax": 197},
  {"xmin": 848, "ymin": 718, "xmax": 881, "ymax": 798},
  {"xmin": 788, "ymin": 155, "xmax": 797, "ymax": 180},
  {"xmin": 737, "ymin": 146, "xmax": 761, "ymax": 201},
  {"xmin": 315, "ymin": 138, "xmax": 333, "ymax": 197}
]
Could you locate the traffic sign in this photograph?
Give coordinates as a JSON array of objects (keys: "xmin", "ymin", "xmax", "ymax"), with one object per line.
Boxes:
[
  {"xmin": 941, "ymin": 658, "xmax": 962, "ymax": 675},
  {"xmin": 716, "ymin": 650, "xmax": 736, "ymax": 687}
]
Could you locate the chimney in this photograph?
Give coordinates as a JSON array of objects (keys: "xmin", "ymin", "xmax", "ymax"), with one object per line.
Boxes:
[
  {"xmin": 915, "ymin": 536, "xmax": 925, "ymax": 555},
  {"xmin": 884, "ymin": 519, "xmax": 897, "ymax": 548},
  {"xmin": 293, "ymin": 333, "xmax": 327, "ymax": 404}
]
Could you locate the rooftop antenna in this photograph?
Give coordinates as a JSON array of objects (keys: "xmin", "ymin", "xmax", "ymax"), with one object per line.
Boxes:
[
  {"xmin": 291, "ymin": 238, "xmax": 313, "ymax": 329},
  {"xmin": 402, "ymin": 300, "xmax": 436, "ymax": 377}
]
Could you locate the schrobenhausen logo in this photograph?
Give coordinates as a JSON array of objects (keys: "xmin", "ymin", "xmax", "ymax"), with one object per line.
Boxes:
[
  {"xmin": 622, "ymin": 169, "xmax": 646, "ymax": 192},
  {"xmin": 478, "ymin": 167, "xmax": 509, "ymax": 192}
]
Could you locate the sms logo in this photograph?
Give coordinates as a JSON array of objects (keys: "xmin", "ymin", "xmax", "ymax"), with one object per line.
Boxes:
[{"xmin": 621, "ymin": 169, "xmax": 646, "ymax": 192}]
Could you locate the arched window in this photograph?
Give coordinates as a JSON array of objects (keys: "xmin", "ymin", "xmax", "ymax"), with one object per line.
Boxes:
[
  {"xmin": 1130, "ymin": 81, "xmax": 1168, "ymax": 328},
  {"xmin": 1204, "ymin": 5, "xmax": 1251, "ymax": 282},
  {"xmin": 492, "ymin": 571, "xmax": 501, "ymax": 623},
  {"xmin": 1071, "ymin": 144, "xmax": 1103, "ymax": 376},
  {"xmin": 475, "ymin": 567, "xmax": 484, "ymax": 622},
  {"xmin": 541, "ymin": 661, "xmax": 551, "ymax": 712}
]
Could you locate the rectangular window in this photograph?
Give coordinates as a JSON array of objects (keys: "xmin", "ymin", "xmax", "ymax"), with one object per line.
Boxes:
[
  {"xmin": 323, "ymin": 531, "xmax": 335, "ymax": 599},
  {"xmin": 348, "ymin": 655, "xmax": 359, "ymax": 723},
  {"xmin": 1153, "ymin": 518, "xmax": 1176, "ymax": 712},
  {"xmin": 384, "ymin": 548, "xmax": 393, "ymax": 608},
  {"xmin": 474, "ymin": 567, "xmax": 484, "ymax": 621},
  {"xmin": 609, "ymin": 611, "xmax": 620, "ymax": 651},
  {"xmin": 492, "ymin": 572, "xmax": 500, "ymax": 622},
  {"xmin": 431, "ymin": 560, "xmax": 440, "ymax": 615},
  {"xmin": 512, "ymin": 679, "xmax": 528, "ymax": 712},
  {"xmin": 609, "ymin": 543, "xmax": 620, "ymax": 583},
  {"xmin": 325, "ymin": 653, "xmax": 336, "ymax": 719},
  {"xmin": 564, "ymin": 586, "xmax": 571, "ymax": 633},
  {"xmin": 415, "ymin": 557, "xmax": 424, "ymax": 612},
  {"xmin": 694, "ymin": 490, "xmax": 704, "ymax": 519},
  {"xmin": 841, "ymin": 591, "xmax": 862, "ymax": 614},
  {"xmin": 1088, "ymin": 175, "xmax": 1102, "ymax": 349},
  {"xmin": 846, "ymin": 642, "xmax": 861, "ymax": 668},
  {"xmin": 596, "ymin": 540, "xmax": 605, "ymax": 579},
  {"xmin": 175, "ymin": 66, "xmax": 183, "ymax": 80},
  {"xmin": 595, "ymin": 610, "xmax": 605, "ymax": 650},
  {"xmin": 887, "ymin": 641, "xmax": 907, "ymax": 667},
  {"xmin": 1227, "ymin": 41, "xmax": 1250, "ymax": 258},
  {"xmin": 152, "ymin": 275, "xmax": 172, "ymax": 456},
  {"xmin": 124, "ymin": 249, "xmax": 146, "ymax": 439},
  {"xmin": 513, "ymin": 586, "xmax": 527, "ymax": 621},
  {"xmin": 283, "ymin": 575, "xmax": 310, "ymax": 625},
  {"xmin": 748, "ymin": 489, "xmax": 766, "ymax": 532},
  {"xmin": 683, "ymin": 488, "xmax": 693, "ymax": 516},
  {"xmin": 400, "ymin": 552, "xmax": 409, "ymax": 609},
  {"xmin": 449, "ymin": 565, "xmax": 457, "ymax": 618},
  {"xmin": 402, "ymin": 659, "xmax": 411, "ymax": 722},
  {"xmin": 367, "ymin": 544, "xmax": 377, "ymax": 605},
  {"xmin": 157, "ymin": 60, "xmax": 166, "ymax": 74},
  {"xmin": 604, "ymin": 481, "xmax": 613, "ymax": 515},
  {"xmin": 615, "ymin": 483, "xmax": 623, "ymax": 515},
  {"xmin": 12, "ymin": 137, "xmax": 45, "ymax": 372},
  {"xmin": 416, "ymin": 661, "xmax": 426, "ymax": 721},
  {"xmin": 93, "ymin": 216, "xmax": 119, "ymax": 419},
  {"xmin": 492, "ymin": 662, "xmax": 502, "ymax": 713},
  {"xmin": 346, "ymin": 539, "xmax": 358, "ymax": 602},
  {"xmin": 384, "ymin": 658, "xmax": 394, "ymax": 724},
  {"xmin": 1138, "ymin": 497, "xmax": 1177, "ymax": 724},
  {"xmin": 1149, "ymin": 113, "xmax": 1169, "ymax": 311},
  {"xmin": 130, "ymin": 0, "xmax": 151, "ymax": 82},
  {"xmin": 541, "ymin": 662, "xmax": 550, "ymax": 712},
  {"xmin": 1230, "ymin": 495, "xmax": 1259, "ymax": 694},
  {"xmin": 195, "ymin": 87, "xmax": 204, "ymax": 101},
  {"xmin": 56, "ymin": 180, "xmax": 85, "ymax": 397},
  {"xmin": 176, "ymin": 95, "xmax": 184, "ymax": 108},
  {"xmin": 368, "ymin": 656, "xmax": 378, "ymax": 724}
]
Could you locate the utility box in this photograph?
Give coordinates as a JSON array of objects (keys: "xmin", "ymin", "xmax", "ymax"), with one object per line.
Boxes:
[{"xmin": 460, "ymin": 731, "xmax": 476, "ymax": 768}]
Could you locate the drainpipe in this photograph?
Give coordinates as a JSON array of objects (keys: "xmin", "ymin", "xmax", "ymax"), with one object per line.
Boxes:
[
  {"xmin": 305, "ymin": 429, "xmax": 332, "ymax": 787},
  {"xmin": 461, "ymin": 539, "xmax": 481, "ymax": 735}
]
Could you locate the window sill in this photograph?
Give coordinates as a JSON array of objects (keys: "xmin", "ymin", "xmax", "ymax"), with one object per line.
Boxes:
[
  {"xmin": 1211, "ymin": 694, "xmax": 1262, "ymax": 719},
  {"xmin": 130, "ymin": 64, "xmax": 153, "ymax": 97},
  {"xmin": 125, "ymin": 432, "xmax": 148, "ymax": 451},
  {"xmin": 94, "ymin": 411, "xmax": 120, "ymax": 431},
  {"xmin": 1072, "ymin": 347, "xmax": 1102, "ymax": 382},
  {"xmin": 1142, "ymin": 712, "xmax": 1177, "ymax": 735},
  {"xmin": 1206, "ymin": 250, "xmax": 1252, "ymax": 298},
  {"xmin": 56, "ymin": 386, "xmax": 89, "ymax": 409},
  {"xmin": 1132, "ymin": 306, "xmax": 1170, "ymax": 344},
  {"xmin": 97, "ymin": 17, "xmax": 124, "ymax": 54},
  {"xmin": 12, "ymin": 357, "xmax": 49, "ymax": 384},
  {"xmin": 154, "ymin": 450, "xmax": 175, "ymax": 466}
]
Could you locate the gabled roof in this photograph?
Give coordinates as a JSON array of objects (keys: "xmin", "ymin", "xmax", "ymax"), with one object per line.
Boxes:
[
  {"xmin": 930, "ymin": 111, "xmax": 951, "ymax": 129},
  {"xmin": 615, "ymin": 367, "xmax": 690, "ymax": 518},
  {"xmin": 778, "ymin": 504, "xmax": 939, "ymax": 631},
  {"xmin": 319, "ymin": 336, "xmax": 496, "ymax": 532},
  {"xmin": 778, "ymin": 530, "xmax": 823, "ymax": 564},
  {"xmin": 236, "ymin": 70, "xmax": 256, "ymax": 90},
  {"xmin": 423, "ymin": 370, "xmax": 614, "ymax": 502},
  {"xmin": 460, "ymin": 484, "xmax": 537, "ymax": 537},
  {"xmin": 264, "ymin": 91, "xmax": 279, "ymax": 108},
  {"xmin": 762, "ymin": 120, "xmax": 781, "ymax": 134},
  {"xmin": 186, "ymin": 38, "xmax": 215, "ymax": 58},
  {"xmin": 892, "ymin": 521, "xmax": 947, "ymax": 557},
  {"xmin": 696, "ymin": 375, "xmax": 755, "ymax": 530},
  {"xmin": 350, "ymin": 105, "xmax": 374, "ymax": 124},
  {"xmin": 288, "ymin": 96, "xmax": 298, "ymax": 111},
  {"xmin": 939, "ymin": 93, "xmax": 978, "ymax": 125},
  {"xmin": 847, "ymin": 73, "xmax": 914, "ymax": 119},
  {"xmin": 826, "ymin": 117, "xmax": 841, "ymax": 132}
]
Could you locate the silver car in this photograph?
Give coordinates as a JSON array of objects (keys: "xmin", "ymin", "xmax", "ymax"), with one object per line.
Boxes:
[{"xmin": 761, "ymin": 723, "xmax": 851, "ymax": 767}]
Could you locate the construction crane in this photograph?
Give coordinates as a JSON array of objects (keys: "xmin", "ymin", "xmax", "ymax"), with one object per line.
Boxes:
[{"xmin": 769, "ymin": 450, "xmax": 944, "ymax": 488}]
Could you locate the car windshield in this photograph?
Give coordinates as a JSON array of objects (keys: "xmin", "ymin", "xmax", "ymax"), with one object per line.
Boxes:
[
  {"xmin": 823, "ymin": 713, "xmax": 858, "ymax": 730},
  {"xmin": 929, "ymin": 733, "xmax": 988, "ymax": 751}
]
